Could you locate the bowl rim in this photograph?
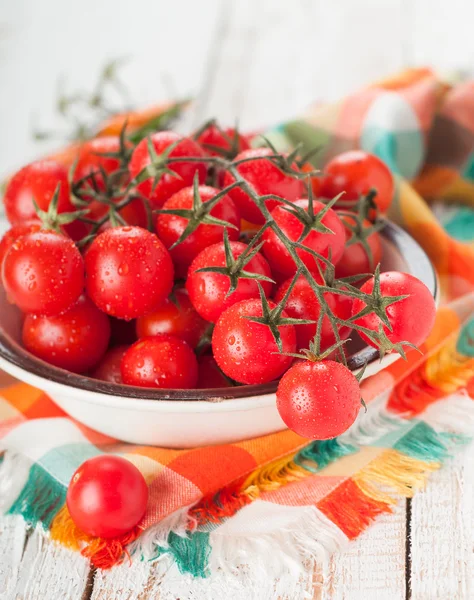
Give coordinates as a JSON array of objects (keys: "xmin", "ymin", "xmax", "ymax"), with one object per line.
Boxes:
[{"xmin": 0, "ymin": 220, "xmax": 437, "ymax": 402}]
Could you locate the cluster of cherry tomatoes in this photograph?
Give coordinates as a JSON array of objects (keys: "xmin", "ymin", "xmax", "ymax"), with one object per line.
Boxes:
[{"xmin": 1, "ymin": 121, "xmax": 436, "ymax": 445}]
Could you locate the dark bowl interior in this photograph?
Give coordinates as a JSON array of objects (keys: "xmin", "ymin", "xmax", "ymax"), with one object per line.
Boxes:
[{"xmin": 0, "ymin": 220, "xmax": 436, "ymax": 401}]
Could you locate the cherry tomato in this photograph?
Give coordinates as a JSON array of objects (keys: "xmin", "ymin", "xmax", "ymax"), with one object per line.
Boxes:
[
  {"xmin": 121, "ymin": 334, "xmax": 198, "ymax": 389},
  {"xmin": 195, "ymin": 124, "xmax": 250, "ymax": 157},
  {"xmin": 212, "ymin": 298, "xmax": 296, "ymax": 384},
  {"xmin": 261, "ymin": 199, "xmax": 345, "ymax": 279},
  {"xmin": 22, "ymin": 295, "xmax": 110, "ymax": 372},
  {"xmin": 222, "ymin": 148, "xmax": 304, "ymax": 224},
  {"xmin": 129, "ymin": 131, "xmax": 207, "ymax": 208},
  {"xmin": 156, "ymin": 185, "xmax": 240, "ymax": 268},
  {"xmin": 2, "ymin": 231, "xmax": 84, "ymax": 316},
  {"xmin": 320, "ymin": 151, "xmax": 394, "ymax": 213},
  {"xmin": 186, "ymin": 241, "xmax": 273, "ymax": 323},
  {"xmin": 136, "ymin": 288, "xmax": 208, "ymax": 348},
  {"xmin": 84, "ymin": 226, "xmax": 174, "ymax": 320},
  {"xmin": 4, "ymin": 160, "xmax": 73, "ymax": 224},
  {"xmin": 0, "ymin": 221, "xmax": 41, "ymax": 266},
  {"xmin": 335, "ymin": 216, "xmax": 383, "ymax": 279},
  {"xmin": 276, "ymin": 360, "xmax": 361, "ymax": 439},
  {"xmin": 274, "ymin": 275, "xmax": 352, "ymax": 352},
  {"xmin": 351, "ymin": 271, "xmax": 436, "ymax": 349},
  {"xmin": 67, "ymin": 455, "xmax": 148, "ymax": 538},
  {"xmin": 91, "ymin": 345, "xmax": 128, "ymax": 383},
  {"xmin": 197, "ymin": 354, "xmax": 232, "ymax": 388},
  {"xmin": 73, "ymin": 137, "xmax": 123, "ymax": 196}
]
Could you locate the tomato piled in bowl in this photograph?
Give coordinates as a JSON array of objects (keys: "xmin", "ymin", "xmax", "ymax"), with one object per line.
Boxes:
[{"xmin": 0, "ymin": 122, "xmax": 437, "ymax": 442}]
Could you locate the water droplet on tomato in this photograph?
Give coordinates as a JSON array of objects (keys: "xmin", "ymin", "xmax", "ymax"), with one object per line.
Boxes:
[
  {"xmin": 28, "ymin": 281, "xmax": 37, "ymax": 291},
  {"xmin": 228, "ymin": 335, "xmax": 236, "ymax": 345},
  {"xmin": 118, "ymin": 263, "xmax": 129, "ymax": 275}
]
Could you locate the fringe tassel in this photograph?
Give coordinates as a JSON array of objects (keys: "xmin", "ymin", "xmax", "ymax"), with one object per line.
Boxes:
[
  {"xmin": 158, "ymin": 531, "xmax": 211, "ymax": 578},
  {"xmin": 50, "ymin": 504, "xmax": 140, "ymax": 569},
  {"xmin": 389, "ymin": 334, "xmax": 474, "ymax": 415},
  {"xmin": 7, "ymin": 462, "xmax": 65, "ymax": 528},
  {"xmin": 317, "ymin": 478, "xmax": 392, "ymax": 539}
]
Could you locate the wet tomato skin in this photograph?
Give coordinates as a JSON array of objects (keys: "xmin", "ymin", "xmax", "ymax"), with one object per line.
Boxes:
[
  {"xmin": 222, "ymin": 148, "xmax": 304, "ymax": 224},
  {"xmin": 0, "ymin": 221, "xmax": 41, "ymax": 266},
  {"xmin": 186, "ymin": 241, "xmax": 273, "ymax": 323},
  {"xmin": 2, "ymin": 230, "xmax": 84, "ymax": 316},
  {"xmin": 262, "ymin": 199, "xmax": 345, "ymax": 279},
  {"xmin": 195, "ymin": 124, "xmax": 250, "ymax": 157},
  {"xmin": 276, "ymin": 360, "xmax": 361, "ymax": 439},
  {"xmin": 129, "ymin": 131, "xmax": 207, "ymax": 208},
  {"xmin": 91, "ymin": 345, "xmax": 128, "ymax": 383},
  {"xmin": 4, "ymin": 160, "xmax": 73, "ymax": 224},
  {"xmin": 121, "ymin": 334, "xmax": 198, "ymax": 389},
  {"xmin": 84, "ymin": 226, "xmax": 174, "ymax": 320},
  {"xmin": 197, "ymin": 354, "xmax": 232, "ymax": 388},
  {"xmin": 320, "ymin": 150, "xmax": 394, "ymax": 213},
  {"xmin": 274, "ymin": 275, "xmax": 352, "ymax": 352},
  {"xmin": 156, "ymin": 185, "xmax": 240, "ymax": 268},
  {"xmin": 22, "ymin": 295, "xmax": 110, "ymax": 373},
  {"xmin": 212, "ymin": 298, "xmax": 296, "ymax": 385},
  {"xmin": 67, "ymin": 455, "xmax": 148, "ymax": 539},
  {"xmin": 136, "ymin": 288, "xmax": 208, "ymax": 348},
  {"xmin": 351, "ymin": 271, "xmax": 436, "ymax": 349}
]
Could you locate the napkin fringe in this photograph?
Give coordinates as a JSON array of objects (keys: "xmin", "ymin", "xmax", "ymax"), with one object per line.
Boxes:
[
  {"xmin": 123, "ymin": 395, "xmax": 472, "ymax": 579},
  {"xmin": 1, "ymin": 393, "xmax": 472, "ymax": 572}
]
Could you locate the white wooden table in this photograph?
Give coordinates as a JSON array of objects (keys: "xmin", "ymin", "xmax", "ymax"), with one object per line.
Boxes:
[{"xmin": 1, "ymin": 1, "xmax": 474, "ymax": 597}]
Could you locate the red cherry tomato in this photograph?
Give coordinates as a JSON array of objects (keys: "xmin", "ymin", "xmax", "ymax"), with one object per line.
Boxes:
[
  {"xmin": 197, "ymin": 354, "xmax": 232, "ymax": 388},
  {"xmin": 320, "ymin": 151, "xmax": 394, "ymax": 213},
  {"xmin": 121, "ymin": 334, "xmax": 198, "ymax": 389},
  {"xmin": 195, "ymin": 124, "xmax": 250, "ymax": 157},
  {"xmin": 335, "ymin": 216, "xmax": 383, "ymax": 279},
  {"xmin": 156, "ymin": 185, "xmax": 241, "ymax": 268},
  {"xmin": 351, "ymin": 271, "xmax": 436, "ymax": 349},
  {"xmin": 262, "ymin": 199, "xmax": 345, "ymax": 279},
  {"xmin": 4, "ymin": 160, "xmax": 73, "ymax": 224},
  {"xmin": 212, "ymin": 298, "xmax": 296, "ymax": 385},
  {"xmin": 129, "ymin": 131, "xmax": 207, "ymax": 208},
  {"xmin": 274, "ymin": 275, "xmax": 352, "ymax": 352},
  {"xmin": 84, "ymin": 226, "xmax": 174, "ymax": 320},
  {"xmin": 67, "ymin": 455, "xmax": 148, "ymax": 538},
  {"xmin": 186, "ymin": 241, "xmax": 273, "ymax": 323},
  {"xmin": 136, "ymin": 288, "xmax": 208, "ymax": 348},
  {"xmin": 0, "ymin": 221, "xmax": 41, "ymax": 266},
  {"xmin": 276, "ymin": 360, "xmax": 361, "ymax": 439},
  {"xmin": 73, "ymin": 137, "xmax": 123, "ymax": 195},
  {"xmin": 91, "ymin": 345, "xmax": 128, "ymax": 383},
  {"xmin": 222, "ymin": 148, "xmax": 304, "ymax": 224},
  {"xmin": 3, "ymin": 160, "xmax": 87, "ymax": 241},
  {"xmin": 22, "ymin": 295, "xmax": 110, "ymax": 372},
  {"xmin": 2, "ymin": 231, "xmax": 84, "ymax": 316}
]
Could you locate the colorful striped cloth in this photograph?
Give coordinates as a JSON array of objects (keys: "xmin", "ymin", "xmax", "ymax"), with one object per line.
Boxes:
[{"xmin": 1, "ymin": 69, "xmax": 474, "ymax": 598}]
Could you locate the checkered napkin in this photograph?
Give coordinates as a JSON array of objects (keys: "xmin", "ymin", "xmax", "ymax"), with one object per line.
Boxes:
[{"xmin": 1, "ymin": 69, "xmax": 473, "ymax": 598}]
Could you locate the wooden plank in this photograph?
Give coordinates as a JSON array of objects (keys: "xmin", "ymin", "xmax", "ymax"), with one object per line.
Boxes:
[
  {"xmin": 409, "ymin": 441, "xmax": 474, "ymax": 599},
  {"xmin": 91, "ymin": 559, "xmax": 153, "ymax": 600},
  {"xmin": 13, "ymin": 529, "xmax": 90, "ymax": 600},
  {"xmin": 322, "ymin": 499, "xmax": 407, "ymax": 599},
  {"xmin": 0, "ymin": 516, "xmax": 28, "ymax": 600}
]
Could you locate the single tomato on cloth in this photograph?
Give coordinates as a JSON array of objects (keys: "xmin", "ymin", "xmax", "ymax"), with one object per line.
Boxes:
[{"xmin": 67, "ymin": 455, "xmax": 148, "ymax": 538}]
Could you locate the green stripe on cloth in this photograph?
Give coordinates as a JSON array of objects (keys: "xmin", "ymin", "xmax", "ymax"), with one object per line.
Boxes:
[{"xmin": 294, "ymin": 438, "xmax": 357, "ymax": 473}]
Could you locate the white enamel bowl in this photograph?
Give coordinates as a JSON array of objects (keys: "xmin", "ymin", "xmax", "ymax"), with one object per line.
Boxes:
[{"xmin": 0, "ymin": 221, "xmax": 437, "ymax": 448}]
